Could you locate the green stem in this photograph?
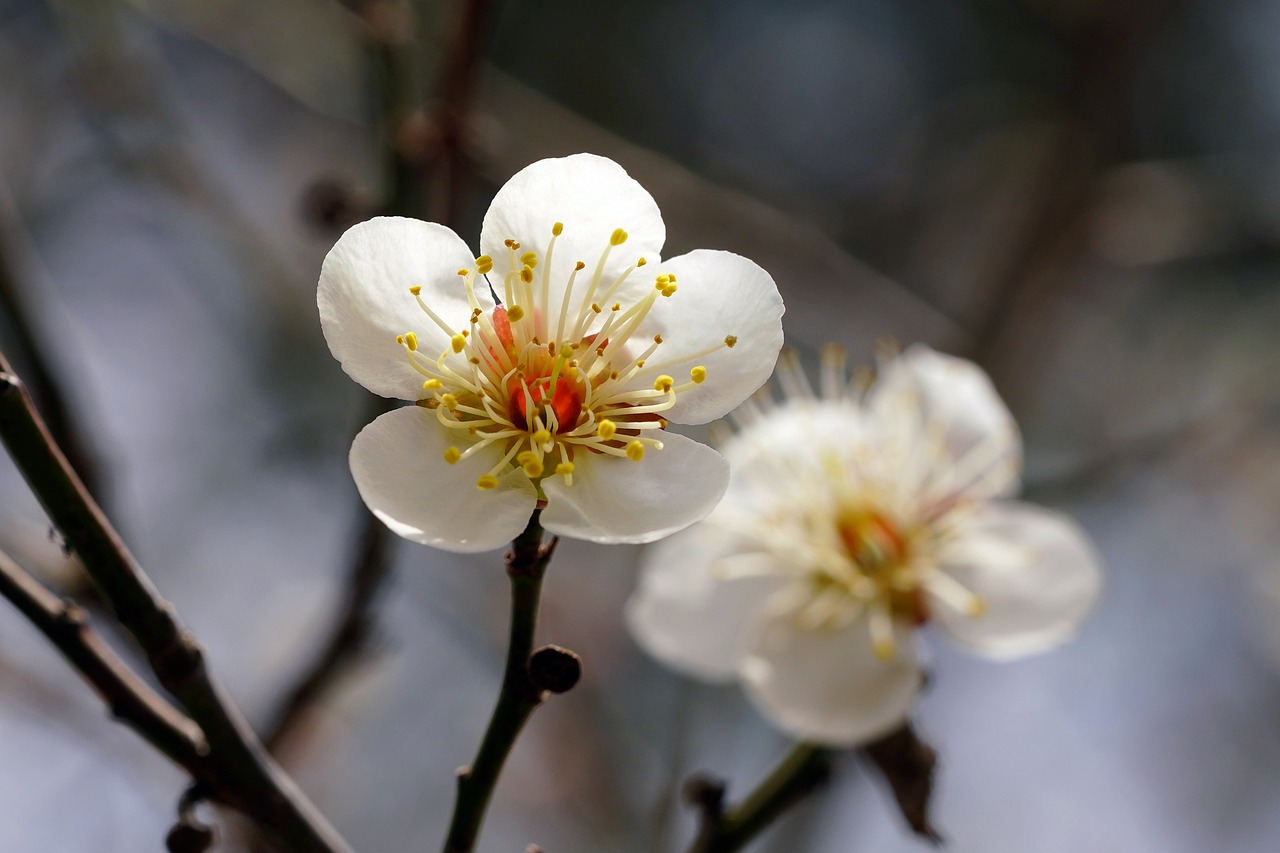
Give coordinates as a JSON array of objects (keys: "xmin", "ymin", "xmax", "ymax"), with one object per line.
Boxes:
[
  {"xmin": 688, "ymin": 743, "xmax": 832, "ymax": 853},
  {"xmin": 442, "ymin": 511, "xmax": 558, "ymax": 853}
]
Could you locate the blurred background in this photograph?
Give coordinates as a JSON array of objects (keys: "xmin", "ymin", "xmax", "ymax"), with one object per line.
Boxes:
[{"xmin": 2, "ymin": 0, "xmax": 1280, "ymax": 850}]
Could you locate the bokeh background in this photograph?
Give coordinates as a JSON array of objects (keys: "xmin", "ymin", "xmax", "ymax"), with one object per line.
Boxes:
[{"xmin": 2, "ymin": 0, "xmax": 1280, "ymax": 851}]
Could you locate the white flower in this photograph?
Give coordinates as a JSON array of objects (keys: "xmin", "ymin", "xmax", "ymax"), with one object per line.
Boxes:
[
  {"xmin": 626, "ymin": 344, "xmax": 1102, "ymax": 745},
  {"xmin": 318, "ymin": 154, "xmax": 785, "ymax": 552}
]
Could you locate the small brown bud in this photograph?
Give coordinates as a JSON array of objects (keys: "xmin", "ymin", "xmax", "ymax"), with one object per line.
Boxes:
[{"xmin": 528, "ymin": 645, "xmax": 581, "ymax": 694}]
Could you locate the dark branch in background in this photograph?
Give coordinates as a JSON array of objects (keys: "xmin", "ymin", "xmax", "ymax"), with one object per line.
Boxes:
[
  {"xmin": 265, "ymin": 0, "xmax": 507, "ymax": 759},
  {"xmin": 0, "ymin": 547, "xmax": 206, "ymax": 771},
  {"xmin": 966, "ymin": 0, "xmax": 1181, "ymax": 365},
  {"xmin": 0, "ymin": 351, "xmax": 353, "ymax": 853},
  {"xmin": 443, "ymin": 511, "xmax": 577, "ymax": 853},
  {"xmin": 0, "ymin": 184, "xmax": 106, "ymax": 504},
  {"xmin": 684, "ymin": 724, "xmax": 940, "ymax": 853}
]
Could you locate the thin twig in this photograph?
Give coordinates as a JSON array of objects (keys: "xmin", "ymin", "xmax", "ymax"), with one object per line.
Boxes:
[
  {"xmin": 263, "ymin": 489, "xmax": 392, "ymax": 754},
  {"xmin": 0, "ymin": 350, "xmax": 353, "ymax": 853},
  {"xmin": 0, "ymin": 547, "xmax": 207, "ymax": 771},
  {"xmin": 684, "ymin": 743, "xmax": 832, "ymax": 853},
  {"xmin": 442, "ymin": 510, "xmax": 576, "ymax": 853},
  {"xmin": 264, "ymin": 0, "xmax": 506, "ymax": 759},
  {"xmin": 0, "ymin": 182, "xmax": 105, "ymax": 502}
]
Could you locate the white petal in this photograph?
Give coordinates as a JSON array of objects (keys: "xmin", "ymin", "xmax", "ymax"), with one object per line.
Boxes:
[
  {"xmin": 349, "ymin": 406, "xmax": 537, "ymax": 553},
  {"xmin": 319, "ymin": 217, "xmax": 493, "ymax": 399},
  {"xmin": 932, "ymin": 501, "xmax": 1102, "ymax": 659},
  {"xmin": 626, "ymin": 526, "xmax": 786, "ymax": 681},
  {"xmin": 741, "ymin": 610, "xmax": 923, "ymax": 746},
  {"xmin": 479, "ymin": 154, "xmax": 665, "ymax": 322},
  {"xmin": 630, "ymin": 250, "xmax": 785, "ymax": 424},
  {"xmin": 540, "ymin": 432, "xmax": 728, "ymax": 544},
  {"xmin": 866, "ymin": 344, "xmax": 1022, "ymax": 504}
]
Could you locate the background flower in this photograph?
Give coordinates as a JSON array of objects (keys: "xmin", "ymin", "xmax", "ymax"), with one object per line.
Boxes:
[{"xmin": 628, "ymin": 345, "xmax": 1102, "ymax": 745}]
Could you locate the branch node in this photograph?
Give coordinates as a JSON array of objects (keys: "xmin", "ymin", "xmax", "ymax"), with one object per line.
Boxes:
[
  {"xmin": 527, "ymin": 644, "xmax": 580, "ymax": 694},
  {"xmin": 682, "ymin": 773, "xmax": 727, "ymax": 819}
]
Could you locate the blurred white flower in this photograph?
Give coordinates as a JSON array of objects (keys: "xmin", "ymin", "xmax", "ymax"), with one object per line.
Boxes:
[
  {"xmin": 627, "ymin": 344, "xmax": 1102, "ymax": 745},
  {"xmin": 318, "ymin": 154, "xmax": 784, "ymax": 552}
]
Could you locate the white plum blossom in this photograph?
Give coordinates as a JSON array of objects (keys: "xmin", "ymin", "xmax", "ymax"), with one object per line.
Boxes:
[
  {"xmin": 627, "ymin": 344, "xmax": 1102, "ymax": 746},
  {"xmin": 318, "ymin": 154, "xmax": 785, "ymax": 552}
]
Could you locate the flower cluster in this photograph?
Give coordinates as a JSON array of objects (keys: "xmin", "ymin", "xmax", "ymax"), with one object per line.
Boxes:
[
  {"xmin": 318, "ymin": 154, "xmax": 785, "ymax": 552},
  {"xmin": 627, "ymin": 344, "xmax": 1102, "ymax": 745}
]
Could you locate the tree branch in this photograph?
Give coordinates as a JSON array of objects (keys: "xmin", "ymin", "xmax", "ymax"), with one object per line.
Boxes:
[
  {"xmin": 684, "ymin": 743, "xmax": 832, "ymax": 853},
  {"xmin": 0, "ymin": 547, "xmax": 207, "ymax": 772},
  {"xmin": 0, "ymin": 350, "xmax": 353, "ymax": 853},
  {"xmin": 442, "ymin": 511, "xmax": 578, "ymax": 853}
]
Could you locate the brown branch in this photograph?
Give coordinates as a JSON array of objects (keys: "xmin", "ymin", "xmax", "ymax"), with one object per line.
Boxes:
[
  {"xmin": 0, "ymin": 350, "xmax": 353, "ymax": 853},
  {"xmin": 0, "ymin": 182, "xmax": 106, "ymax": 503},
  {"xmin": 264, "ymin": 0, "xmax": 507, "ymax": 759},
  {"xmin": 442, "ymin": 511, "xmax": 576, "ymax": 853},
  {"xmin": 0, "ymin": 547, "xmax": 207, "ymax": 772}
]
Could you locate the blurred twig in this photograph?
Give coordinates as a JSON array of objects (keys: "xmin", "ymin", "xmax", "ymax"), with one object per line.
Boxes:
[
  {"xmin": 263, "ymin": 0, "xmax": 505, "ymax": 757},
  {"xmin": 965, "ymin": 0, "xmax": 1182, "ymax": 364},
  {"xmin": 683, "ymin": 723, "xmax": 940, "ymax": 852},
  {"xmin": 0, "ymin": 350, "xmax": 353, "ymax": 853},
  {"xmin": 0, "ymin": 547, "xmax": 206, "ymax": 770},
  {"xmin": 684, "ymin": 743, "xmax": 832, "ymax": 853},
  {"xmin": 0, "ymin": 181, "xmax": 106, "ymax": 504}
]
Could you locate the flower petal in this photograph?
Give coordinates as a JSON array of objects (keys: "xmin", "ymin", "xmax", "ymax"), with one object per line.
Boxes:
[
  {"xmin": 626, "ymin": 526, "xmax": 786, "ymax": 681},
  {"xmin": 319, "ymin": 217, "xmax": 493, "ymax": 399},
  {"xmin": 866, "ymin": 344, "xmax": 1022, "ymax": 505},
  {"xmin": 630, "ymin": 250, "xmax": 785, "ymax": 424},
  {"xmin": 479, "ymin": 154, "xmax": 665, "ymax": 321},
  {"xmin": 349, "ymin": 406, "xmax": 537, "ymax": 552},
  {"xmin": 932, "ymin": 501, "xmax": 1102, "ymax": 659},
  {"xmin": 540, "ymin": 431, "xmax": 728, "ymax": 544},
  {"xmin": 741, "ymin": 610, "xmax": 923, "ymax": 746}
]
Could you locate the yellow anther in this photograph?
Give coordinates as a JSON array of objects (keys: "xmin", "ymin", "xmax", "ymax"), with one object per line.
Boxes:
[
  {"xmin": 503, "ymin": 239, "xmax": 516, "ymax": 248},
  {"xmin": 662, "ymin": 284, "xmax": 677, "ymax": 297},
  {"xmin": 520, "ymin": 266, "xmax": 534, "ymax": 283},
  {"xmin": 612, "ymin": 302, "xmax": 621, "ymax": 312},
  {"xmin": 724, "ymin": 335, "xmax": 738, "ymax": 348},
  {"xmin": 654, "ymin": 375, "xmax": 674, "ymax": 392},
  {"xmin": 598, "ymin": 419, "xmax": 617, "ymax": 440},
  {"xmin": 517, "ymin": 450, "xmax": 537, "ymax": 465},
  {"xmin": 626, "ymin": 440, "xmax": 645, "ymax": 461},
  {"xmin": 575, "ymin": 261, "xmax": 586, "ymax": 271},
  {"xmin": 555, "ymin": 462, "xmax": 575, "ymax": 476},
  {"xmin": 667, "ymin": 274, "xmax": 677, "ymax": 282},
  {"xmin": 533, "ymin": 428, "xmax": 552, "ymax": 445},
  {"xmin": 476, "ymin": 474, "xmax": 499, "ymax": 490},
  {"xmin": 507, "ymin": 305, "xmax": 526, "ymax": 322},
  {"xmin": 655, "ymin": 274, "xmax": 671, "ymax": 289},
  {"xmin": 461, "ymin": 329, "xmax": 469, "ymax": 337},
  {"xmin": 441, "ymin": 393, "xmax": 459, "ymax": 410},
  {"xmin": 423, "ymin": 378, "xmax": 443, "ymax": 390},
  {"xmin": 967, "ymin": 597, "xmax": 988, "ymax": 618},
  {"xmin": 520, "ymin": 251, "xmax": 538, "ymax": 267},
  {"xmin": 637, "ymin": 257, "xmax": 647, "ymax": 266},
  {"xmin": 475, "ymin": 255, "xmax": 494, "ymax": 274},
  {"xmin": 610, "ymin": 228, "xmax": 628, "ymax": 246},
  {"xmin": 552, "ymin": 221, "xmax": 564, "ymax": 236},
  {"xmin": 690, "ymin": 366, "xmax": 707, "ymax": 384},
  {"xmin": 873, "ymin": 637, "xmax": 896, "ymax": 661},
  {"xmin": 409, "ymin": 285, "xmax": 422, "ymax": 295},
  {"xmin": 522, "ymin": 458, "xmax": 544, "ymax": 478},
  {"xmin": 653, "ymin": 334, "xmax": 663, "ymax": 344},
  {"xmin": 591, "ymin": 303, "xmax": 602, "ymax": 314},
  {"xmin": 443, "ymin": 447, "xmax": 462, "ymax": 465},
  {"xmin": 457, "ymin": 268, "xmax": 469, "ymax": 276},
  {"xmin": 404, "ymin": 332, "xmax": 418, "ymax": 351},
  {"xmin": 396, "ymin": 335, "xmax": 404, "ymax": 345},
  {"xmin": 609, "ymin": 371, "xmax": 619, "ymax": 380},
  {"xmin": 469, "ymin": 357, "xmax": 481, "ymax": 365},
  {"xmin": 451, "ymin": 334, "xmax": 466, "ymax": 353}
]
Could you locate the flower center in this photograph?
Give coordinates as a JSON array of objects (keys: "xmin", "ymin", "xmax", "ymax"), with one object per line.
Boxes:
[
  {"xmin": 394, "ymin": 223, "xmax": 737, "ymax": 491},
  {"xmin": 835, "ymin": 508, "xmax": 928, "ymax": 628}
]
